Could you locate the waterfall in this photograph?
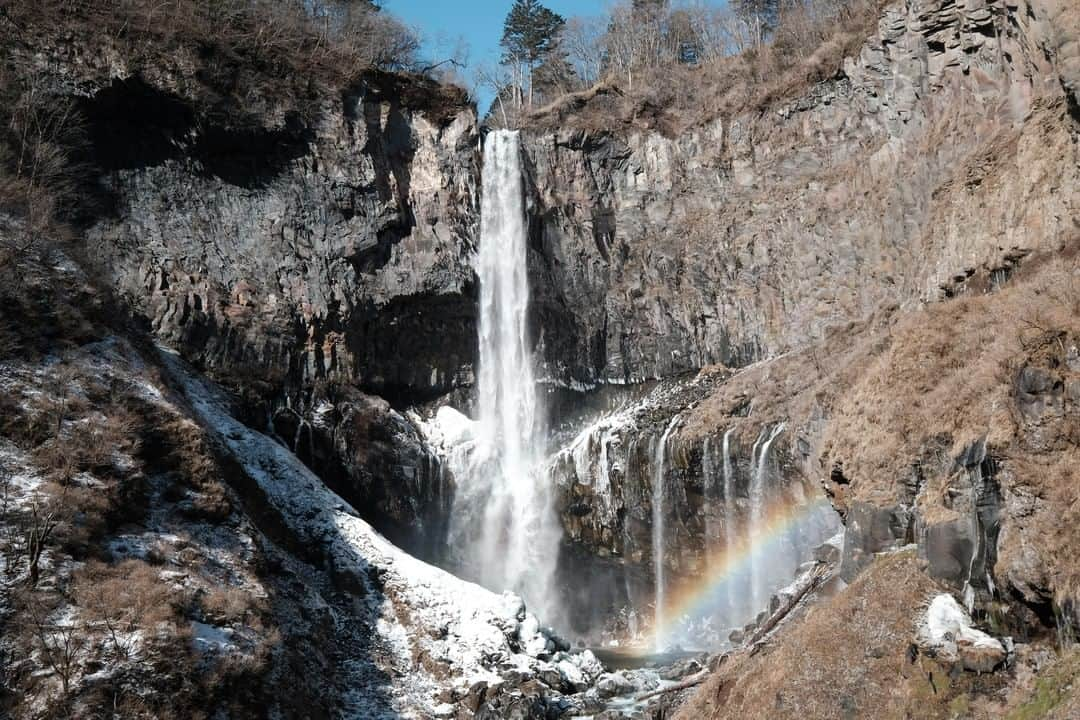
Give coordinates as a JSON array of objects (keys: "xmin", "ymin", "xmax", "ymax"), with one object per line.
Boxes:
[
  {"xmin": 652, "ymin": 415, "xmax": 680, "ymax": 651},
  {"xmin": 749, "ymin": 422, "xmax": 784, "ymax": 612},
  {"xmin": 449, "ymin": 130, "xmax": 560, "ymax": 620},
  {"xmin": 721, "ymin": 427, "xmax": 736, "ymax": 620},
  {"xmin": 702, "ymin": 437, "xmax": 716, "ymax": 552}
]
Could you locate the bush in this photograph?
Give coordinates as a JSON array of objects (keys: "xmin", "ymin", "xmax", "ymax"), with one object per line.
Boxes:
[
  {"xmin": 73, "ymin": 559, "xmax": 179, "ymax": 659},
  {"xmin": 0, "ymin": 63, "xmax": 86, "ymax": 265}
]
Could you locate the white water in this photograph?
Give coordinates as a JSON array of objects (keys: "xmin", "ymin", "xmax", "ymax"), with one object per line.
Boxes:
[
  {"xmin": 652, "ymin": 415, "xmax": 681, "ymax": 651},
  {"xmin": 721, "ymin": 427, "xmax": 736, "ymax": 620},
  {"xmin": 702, "ymin": 437, "xmax": 716, "ymax": 552},
  {"xmin": 749, "ymin": 422, "xmax": 785, "ymax": 611},
  {"xmin": 448, "ymin": 130, "xmax": 561, "ymax": 620}
]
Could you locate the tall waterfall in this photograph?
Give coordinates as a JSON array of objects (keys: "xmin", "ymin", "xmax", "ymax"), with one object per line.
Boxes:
[{"xmin": 450, "ymin": 130, "xmax": 560, "ymax": 620}]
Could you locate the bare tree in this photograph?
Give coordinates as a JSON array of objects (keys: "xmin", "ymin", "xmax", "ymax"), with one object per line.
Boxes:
[
  {"xmin": 475, "ymin": 62, "xmax": 518, "ymax": 127},
  {"xmin": 0, "ymin": 463, "xmax": 19, "ymax": 576},
  {"xmin": 562, "ymin": 16, "xmax": 606, "ymax": 87},
  {"xmin": 24, "ymin": 500, "xmax": 56, "ymax": 588},
  {"xmin": 0, "ymin": 68, "xmax": 85, "ymax": 264},
  {"xmin": 22, "ymin": 593, "xmax": 86, "ymax": 696},
  {"xmin": 74, "ymin": 560, "xmax": 177, "ymax": 661}
]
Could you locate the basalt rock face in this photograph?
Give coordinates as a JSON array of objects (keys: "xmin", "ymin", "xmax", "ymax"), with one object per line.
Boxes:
[
  {"xmin": 534, "ymin": 0, "xmax": 1078, "ymax": 648},
  {"xmin": 78, "ymin": 72, "xmax": 480, "ymax": 404},
  {"xmin": 265, "ymin": 386, "xmax": 452, "ymax": 561},
  {"xmin": 519, "ymin": 0, "xmax": 1079, "ymax": 389}
]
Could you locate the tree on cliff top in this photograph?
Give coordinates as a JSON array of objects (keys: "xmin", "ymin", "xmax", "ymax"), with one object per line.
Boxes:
[{"xmin": 500, "ymin": 0, "xmax": 566, "ymax": 108}]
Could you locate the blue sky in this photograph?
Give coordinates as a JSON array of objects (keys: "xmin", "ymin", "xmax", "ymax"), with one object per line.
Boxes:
[{"xmin": 387, "ymin": 0, "xmax": 613, "ymax": 110}]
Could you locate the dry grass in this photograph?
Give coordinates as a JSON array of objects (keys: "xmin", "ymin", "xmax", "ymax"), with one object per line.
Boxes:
[
  {"xmin": 73, "ymin": 559, "xmax": 179, "ymax": 658},
  {"xmin": 1004, "ymin": 647, "xmax": 1080, "ymax": 720},
  {"xmin": 2, "ymin": 0, "xmax": 426, "ymax": 128},
  {"xmin": 528, "ymin": 0, "xmax": 887, "ymax": 134},
  {"xmin": 666, "ymin": 240, "xmax": 1080, "ymax": 718},
  {"xmin": 690, "ymin": 238, "xmax": 1080, "ymax": 587},
  {"xmin": 676, "ymin": 551, "xmax": 1009, "ymax": 719},
  {"xmin": 200, "ymin": 586, "xmax": 260, "ymax": 625}
]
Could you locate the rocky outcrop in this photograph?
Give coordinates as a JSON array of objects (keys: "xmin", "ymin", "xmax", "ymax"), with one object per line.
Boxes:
[
  {"xmin": 78, "ymin": 70, "xmax": 480, "ymax": 403},
  {"xmin": 266, "ymin": 386, "xmax": 452, "ymax": 560},
  {"xmin": 520, "ymin": 0, "xmax": 1078, "ymax": 388}
]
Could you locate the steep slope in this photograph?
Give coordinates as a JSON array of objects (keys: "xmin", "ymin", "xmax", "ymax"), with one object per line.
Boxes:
[{"xmin": 0, "ymin": 255, "xmax": 605, "ymax": 719}]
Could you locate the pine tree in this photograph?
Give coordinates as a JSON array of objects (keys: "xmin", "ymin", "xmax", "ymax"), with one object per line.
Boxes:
[{"xmin": 500, "ymin": 0, "xmax": 565, "ymax": 107}]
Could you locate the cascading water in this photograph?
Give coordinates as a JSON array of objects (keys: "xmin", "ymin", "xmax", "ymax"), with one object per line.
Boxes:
[
  {"xmin": 447, "ymin": 130, "xmax": 561, "ymax": 620},
  {"xmin": 652, "ymin": 415, "xmax": 681, "ymax": 651},
  {"xmin": 749, "ymin": 423, "xmax": 785, "ymax": 610},
  {"xmin": 702, "ymin": 437, "xmax": 716, "ymax": 552},
  {"xmin": 721, "ymin": 427, "xmax": 736, "ymax": 619}
]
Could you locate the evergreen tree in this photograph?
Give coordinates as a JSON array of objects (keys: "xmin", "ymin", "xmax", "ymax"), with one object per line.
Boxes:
[
  {"xmin": 500, "ymin": 0, "xmax": 565, "ymax": 107},
  {"xmin": 501, "ymin": 0, "xmax": 565, "ymax": 66}
]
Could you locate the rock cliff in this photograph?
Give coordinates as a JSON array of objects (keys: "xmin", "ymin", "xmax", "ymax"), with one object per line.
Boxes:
[
  {"xmin": 2, "ymin": 0, "xmax": 1079, "ymax": 716},
  {"xmin": 520, "ymin": 0, "xmax": 1078, "ymax": 388},
  {"xmin": 21, "ymin": 39, "xmax": 484, "ymax": 551}
]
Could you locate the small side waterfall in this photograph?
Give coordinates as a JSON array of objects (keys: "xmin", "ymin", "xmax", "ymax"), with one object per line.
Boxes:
[
  {"xmin": 749, "ymin": 423, "xmax": 785, "ymax": 610},
  {"xmin": 534, "ymin": 378, "xmax": 840, "ymax": 650},
  {"xmin": 652, "ymin": 415, "xmax": 681, "ymax": 651},
  {"xmin": 448, "ymin": 130, "xmax": 561, "ymax": 620},
  {"xmin": 702, "ymin": 437, "xmax": 716, "ymax": 552},
  {"xmin": 721, "ymin": 427, "xmax": 736, "ymax": 619}
]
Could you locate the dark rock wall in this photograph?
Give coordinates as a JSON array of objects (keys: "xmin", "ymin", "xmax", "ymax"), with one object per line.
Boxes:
[{"xmin": 82, "ymin": 73, "xmax": 481, "ymax": 403}]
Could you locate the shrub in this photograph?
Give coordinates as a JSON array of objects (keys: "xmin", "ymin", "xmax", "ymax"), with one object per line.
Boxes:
[
  {"xmin": 0, "ymin": 62, "xmax": 86, "ymax": 265},
  {"xmin": 200, "ymin": 586, "xmax": 259, "ymax": 625},
  {"xmin": 73, "ymin": 559, "xmax": 178, "ymax": 659}
]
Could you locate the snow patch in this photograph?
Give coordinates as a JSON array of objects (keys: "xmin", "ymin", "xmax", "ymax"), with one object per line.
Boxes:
[
  {"xmin": 191, "ymin": 621, "xmax": 235, "ymax": 654},
  {"xmin": 918, "ymin": 593, "xmax": 1007, "ymax": 670}
]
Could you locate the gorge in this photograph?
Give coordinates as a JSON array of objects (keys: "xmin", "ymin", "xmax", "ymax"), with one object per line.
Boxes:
[{"xmin": 0, "ymin": 0, "xmax": 1079, "ymax": 718}]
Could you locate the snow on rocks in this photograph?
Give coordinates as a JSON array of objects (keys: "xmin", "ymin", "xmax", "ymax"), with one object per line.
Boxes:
[
  {"xmin": 418, "ymin": 405, "xmax": 477, "ymax": 449},
  {"xmin": 159, "ymin": 348, "xmax": 589, "ymax": 717},
  {"xmin": 595, "ymin": 671, "xmax": 638, "ymax": 699},
  {"xmin": 918, "ymin": 593, "xmax": 1009, "ymax": 672}
]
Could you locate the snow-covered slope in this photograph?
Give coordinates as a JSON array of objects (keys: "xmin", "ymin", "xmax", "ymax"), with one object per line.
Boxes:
[{"xmin": 159, "ymin": 348, "xmax": 585, "ymax": 717}]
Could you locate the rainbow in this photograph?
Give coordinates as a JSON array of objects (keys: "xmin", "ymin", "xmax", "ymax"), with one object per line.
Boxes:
[{"xmin": 649, "ymin": 496, "xmax": 835, "ymax": 649}]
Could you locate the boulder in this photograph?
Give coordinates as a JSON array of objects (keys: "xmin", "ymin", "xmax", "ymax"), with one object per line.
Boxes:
[
  {"xmin": 556, "ymin": 658, "xmax": 588, "ymax": 693},
  {"xmin": 595, "ymin": 672, "xmax": 636, "ymax": 699},
  {"xmin": 957, "ymin": 631, "xmax": 1008, "ymax": 673},
  {"xmin": 813, "ymin": 541, "xmax": 841, "ymax": 564},
  {"xmin": 659, "ymin": 659, "xmax": 702, "ymax": 681}
]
